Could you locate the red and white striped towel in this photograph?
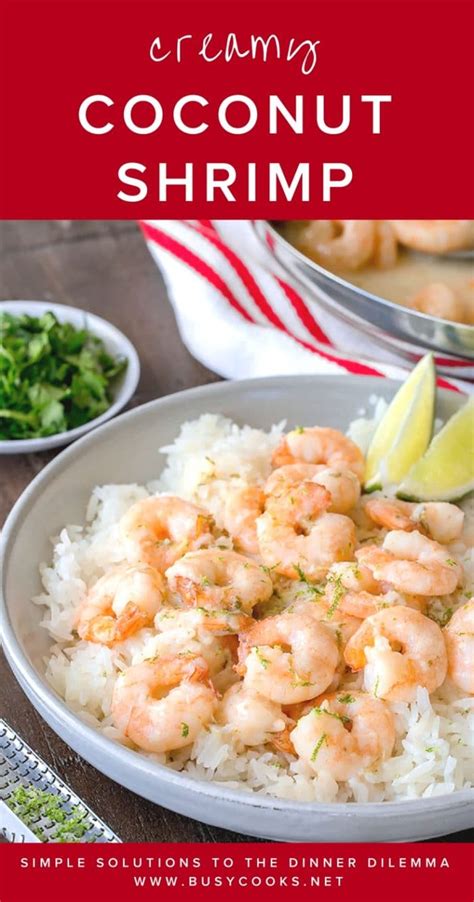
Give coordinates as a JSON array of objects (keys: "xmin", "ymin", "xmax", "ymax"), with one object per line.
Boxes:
[{"xmin": 140, "ymin": 220, "xmax": 472, "ymax": 392}]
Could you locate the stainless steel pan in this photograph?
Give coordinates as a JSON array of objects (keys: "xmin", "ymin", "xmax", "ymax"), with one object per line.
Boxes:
[{"xmin": 253, "ymin": 221, "xmax": 474, "ymax": 363}]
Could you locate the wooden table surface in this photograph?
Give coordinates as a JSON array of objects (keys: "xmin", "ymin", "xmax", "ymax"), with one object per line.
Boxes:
[{"xmin": 0, "ymin": 221, "xmax": 470, "ymax": 844}]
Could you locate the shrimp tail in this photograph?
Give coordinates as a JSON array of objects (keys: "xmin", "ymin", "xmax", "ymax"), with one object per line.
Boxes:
[
  {"xmin": 79, "ymin": 614, "xmax": 117, "ymax": 646},
  {"xmin": 270, "ymin": 727, "xmax": 295, "ymax": 755},
  {"xmin": 171, "ymin": 576, "xmax": 200, "ymax": 606},
  {"xmin": 114, "ymin": 603, "xmax": 151, "ymax": 643}
]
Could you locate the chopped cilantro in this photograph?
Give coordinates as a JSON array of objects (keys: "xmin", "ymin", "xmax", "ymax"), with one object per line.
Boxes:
[
  {"xmin": 0, "ymin": 311, "xmax": 126, "ymax": 440},
  {"xmin": 181, "ymin": 722, "xmax": 190, "ymax": 738}
]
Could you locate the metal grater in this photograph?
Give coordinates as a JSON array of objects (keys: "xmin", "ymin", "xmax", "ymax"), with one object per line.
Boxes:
[{"xmin": 0, "ymin": 719, "xmax": 121, "ymax": 843}]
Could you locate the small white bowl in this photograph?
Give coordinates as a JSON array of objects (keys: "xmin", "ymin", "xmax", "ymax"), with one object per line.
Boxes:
[{"xmin": 0, "ymin": 301, "xmax": 140, "ymax": 454}]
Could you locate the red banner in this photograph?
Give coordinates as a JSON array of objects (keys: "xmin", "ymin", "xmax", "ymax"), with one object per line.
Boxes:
[
  {"xmin": 0, "ymin": 0, "xmax": 473, "ymax": 218},
  {"xmin": 1, "ymin": 842, "xmax": 473, "ymax": 901}
]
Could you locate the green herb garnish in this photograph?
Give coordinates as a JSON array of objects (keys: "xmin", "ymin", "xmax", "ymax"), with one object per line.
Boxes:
[
  {"xmin": 337, "ymin": 694, "xmax": 356, "ymax": 705},
  {"xmin": 260, "ymin": 563, "xmax": 279, "ymax": 575},
  {"xmin": 181, "ymin": 722, "xmax": 190, "ymax": 738},
  {"xmin": 6, "ymin": 785, "xmax": 93, "ymax": 842},
  {"xmin": 312, "ymin": 706, "xmax": 350, "ymax": 725},
  {"xmin": 310, "ymin": 733, "xmax": 327, "ymax": 762},
  {"xmin": 428, "ymin": 605, "xmax": 453, "ymax": 628},
  {"xmin": 324, "ymin": 573, "xmax": 345, "ymax": 619},
  {"xmin": 294, "ymin": 564, "xmax": 324, "ymax": 597},
  {"xmin": 254, "ymin": 647, "xmax": 270, "ymax": 669},
  {"xmin": 290, "ymin": 666, "xmax": 312, "ymax": 688},
  {"xmin": 0, "ymin": 311, "xmax": 127, "ymax": 439}
]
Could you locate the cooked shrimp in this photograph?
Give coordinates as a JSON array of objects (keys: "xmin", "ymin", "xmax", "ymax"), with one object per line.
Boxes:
[
  {"xmin": 323, "ymin": 561, "xmax": 382, "ymax": 618},
  {"xmin": 444, "ymin": 601, "xmax": 474, "ymax": 694},
  {"xmin": 121, "ymin": 495, "xmax": 214, "ymax": 571},
  {"xmin": 390, "ymin": 220, "xmax": 474, "ymax": 254},
  {"xmin": 372, "ymin": 221, "xmax": 398, "ymax": 268},
  {"xmin": 288, "ymin": 596, "xmax": 362, "ymax": 650},
  {"xmin": 155, "ymin": 603, "xmax": 251, "ymax": 637},
  {"xmin": 75, "ymin": 563, "xmax": 165, "ymax": 646},
  {"xmin": 265, "ymin": 463, "xmax": 360, "ymax": 514},
  {"xmin": 323, "ymin": 561, "xmax": 426, "ymax": 619},
  {"xmin": 357, "ymin": 530, "xmax": 462, "ymax": 596},
  {"xmin": 272, "ymin": 427, "xmax": 365, "ymax": 481},
  {"xmin": 309, "ymin": 467, "xmax": 361, "ymax": 514},
  {"xmin": 222, "ymin": 483, "xmax": 265, "ymax": 555},
  {"xmin": 323, "ymin": 562, "xmax": 387, "ymax": 620},
  {"xmin": 111, "ymin": 654, "xmax": 217, "ymax": 753},
  {"xmin": 291, "ymin": 691, "xmax": 395, "ymax": 779},
  {"xmin": 292, "ymin": 220, "xmax": 338, "ymax": 261},
  {"xmin": 305, "ymin": 220, "xmax": 376, "ymax": 271},
  {"xmin": 419, "ymin": 502, "xmax": 465, "ymax": 544},
  {"xmin": 166, "ymin": 549, "xmax": 273, "ymax": 617},
  {"xmin": 344, "ymin": 606, "xmax": 447, "ymax": 701},
  {"xmin": 409, "ymin": 283, "xmax": 466, "ymax": 323},
  {"xmin": 365, "ymin": 498, "xmax": 464, "ymax": 544},
  {"xmin": 217, "ymin": 682, "xmax": 288, "ymax": 746},
  {"xmin": 238, "ymin": 611, "xmax": 339, "ymax": 704},
  {"xmin": 287, "ymin": 597, "xmax": 362, "ymax": 693},
  {"xmin": 267, "ymin": 699, "xmax": 316, "ymax": 755},
  {"xmin": 145, "ymin": 609, "xmax": 238, "ymax": 693},
  {"xmin": 257, "ymin": 482, "xmax": 356, "ymax": 581},
  {"xmin": 330, "ymin": 562, "xmax": 381, "ymax": 594}
]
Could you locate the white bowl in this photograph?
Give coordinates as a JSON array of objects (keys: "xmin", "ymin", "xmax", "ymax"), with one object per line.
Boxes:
[
  {"xmin": 1, "ymin": 375, "xmax": 473, "ymax": 841},
  {"xmin": 0, "ymin": 300, "xmax": 140, "ymax": 454}
]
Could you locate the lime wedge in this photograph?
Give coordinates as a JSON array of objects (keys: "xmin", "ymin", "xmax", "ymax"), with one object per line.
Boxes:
[
  {"xmin": 364, "ymin": 353, "xmax": 435, "ymax": 491},
  {"xmin": 398, "ymin": 397, "xmax": 474, "ymax": 501}
]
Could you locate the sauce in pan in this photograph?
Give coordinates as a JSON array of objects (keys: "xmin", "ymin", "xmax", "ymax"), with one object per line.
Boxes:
[{"xmin": 282, "ymin": 221, "xmax": 474, "ymax": 325}]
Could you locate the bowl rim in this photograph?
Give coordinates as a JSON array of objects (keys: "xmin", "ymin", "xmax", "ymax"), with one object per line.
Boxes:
[
  {"xmin": 0, "ymin": 299, "xmax": 141, "ymax": 453},
  {"xmin": 258, "ymin": 221, "xmax": 474, "ymax": 333},
  {"xmin": 1, "ymin": 374, "xmax": 473, "ymax": 817}
]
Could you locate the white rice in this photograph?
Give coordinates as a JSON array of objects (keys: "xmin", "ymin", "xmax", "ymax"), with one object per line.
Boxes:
[{"xmin": 36, "ymin": 410, "xmax": 474, "ymax": 804}]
